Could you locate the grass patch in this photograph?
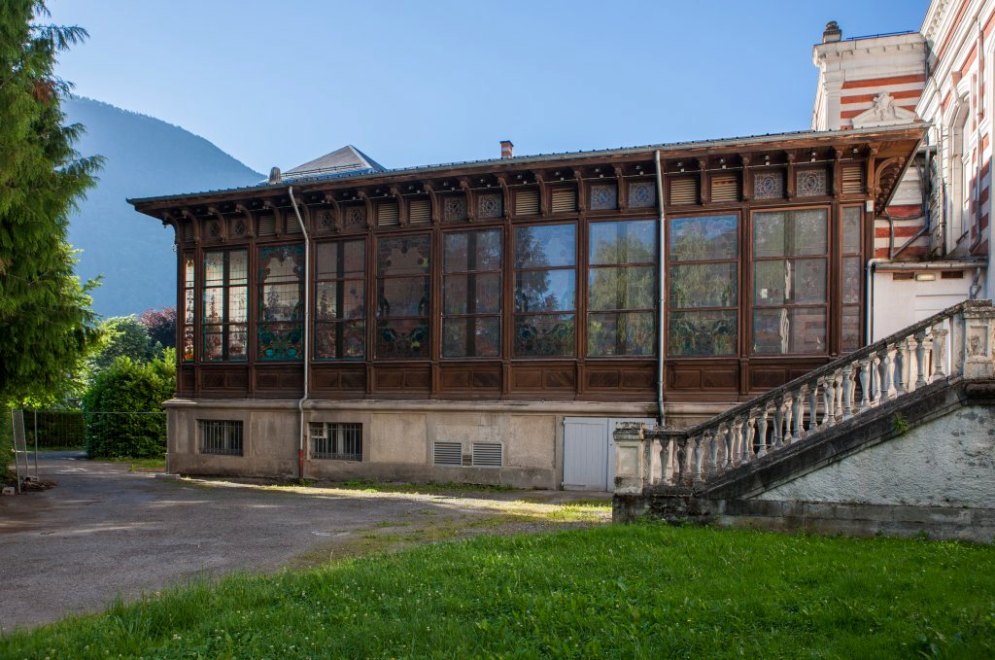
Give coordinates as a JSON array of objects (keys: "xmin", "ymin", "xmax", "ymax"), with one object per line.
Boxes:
[
  {"xmin": 324, "ymin": 479, "xmax": 518, "ymax": 496},
  {"xmin": 3, "ymin": 524, "xmax": 994, "ymax": 657},
  {"xmin": 98, "ymin": 456, "xmax": 166, "ymax": 472}
]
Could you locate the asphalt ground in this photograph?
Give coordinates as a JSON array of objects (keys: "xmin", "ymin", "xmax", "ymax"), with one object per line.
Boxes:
[{"xmin": 0, "ymin": 452, "xmax": 609, "ymax": 632}]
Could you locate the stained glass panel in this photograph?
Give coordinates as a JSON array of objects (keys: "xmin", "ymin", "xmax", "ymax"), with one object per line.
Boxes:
[
  {"xmin": 668, "ymin": 311, "xmax": 737, "ymax": 356},
  {"xmin": 587, "ymin": 312, "xmax": 655, "ymax": 357},
  {"xmin": 203, "ymin": 329, "xmax": 224, "ymax": 361},
  {"xmin": 376, "ymin": 319, "xmax": 429, "ymax": 358},
  {"xmin": 315, "ymin": 321, "xmax": 365, "ymax": 359},
  {"xmin": 227, "ymin": 325, "xmax": 248, "ymax": 360},
  {"xmin": 589, "ymin": 220, "xmax": 656, "ymax": 265},
  {"xmin": 228, "ymin": 287, "xmax": 247, "ymax": 323},
  {"xmin": 514, "ymin": 314, "xmax": 575, "ymax": 357},
  {"xmin": 628, "ymin": 181, "xmax": 656, "ymax": 208},
  {"xmin": 379, "ymin": 277, "xmax": 429, "ymax": 317},
  {"xmin": 843, "ymin": 256, "xmax": 861, "ymax": 304},
  {"xmin": 258, "ymin": 244, "xmax": 304, "ymax": 361},
  {"xmin": 258, "ymin": 322, "xmax": 303, "ymax": 360},
  {"xmin": 316, "ymin": 281, "xmax": 365, "ymax": 321},
  {"xmin": 184, "ymin": 288, "xmax": 195, "ymax": 326},
  {"xmin": 204, "ymin": 252, "xmax": 224, "ymax": 285},
  {"xmin": 378, "ymin": 236, "xmax": 430, "ymax": 276},
  {"xmin": 842, "ymin": 306, "xmax": 861, "ymax": 351},
  {"xmin": 668, "ymin": 215, "xmax": 737, "ymax": 261},
  {"xmin": 843, "ymin": 206, "xmax": 862, "ymax": 254},
  {"xmin": 590, "ymin": 183, "xmax": 618, "ymax": 210}
]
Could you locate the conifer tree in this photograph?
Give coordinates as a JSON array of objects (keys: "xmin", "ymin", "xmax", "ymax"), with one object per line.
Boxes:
[{"xmin": 0, "ymin": 1, "xmax": 101, "ymax": 407}]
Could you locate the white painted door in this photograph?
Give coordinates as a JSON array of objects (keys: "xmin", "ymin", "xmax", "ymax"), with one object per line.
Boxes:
[
  {"xmin": 563, "ymin": 417, "xmax": 655, "ymax": 491},
  {"xmin": 563, "ymin": 417, "xmax": 609, "ymax": 491}
]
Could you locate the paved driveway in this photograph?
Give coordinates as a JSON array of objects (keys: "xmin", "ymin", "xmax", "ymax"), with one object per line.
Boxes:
[{"xmin": 0, "ymin": 453, "xmax": 608, "ymax": 632}]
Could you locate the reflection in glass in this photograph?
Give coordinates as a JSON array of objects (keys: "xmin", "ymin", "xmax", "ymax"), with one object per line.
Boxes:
[
  {"xmin": 669, "ymin": 264, "xmax": 736, "ymax": 308},
  {"xmin": 515, "ymin": 270, "xmax": 575, "ymax": 312},
  {"xmin": 589, "ymin": 220, "xmax": 656, "ymax": 265},
  {"xmin": 588, "ymin": 312, "xmax": 655, "ymax": 356},
  {"xmin": 443, "ymin": 318, "xmax": 500, "ymax": 358},
  {"xmin": 515, "ymin": 225, "xmax": 575, "ymax": 268},
  {"xmin": 669, "ymin": 311, "xmax": 737, "ymax": 356},
  {"xmin": 669, "ymin": 215, "xmax": 737, "ymax": 261},
  {"xmin": 753, "ymin": 307, "xmax": 826, "ymax": 354},
  {"xmin": 515, "ymin": 314, "xmax": 575, "ymax": 357}
]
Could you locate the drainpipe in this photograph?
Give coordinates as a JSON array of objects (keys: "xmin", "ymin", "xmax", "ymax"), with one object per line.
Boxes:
[
  {"xmin": 287, "ymin": 186, "xmax": 311, "ymax": 480},
  {"xmin": 865, "ymin": 258, "xmax": 887, "ymax": 343},
  {"xmin": 654, "ymin": 150, "xmax": 666, "ymax": 425}
]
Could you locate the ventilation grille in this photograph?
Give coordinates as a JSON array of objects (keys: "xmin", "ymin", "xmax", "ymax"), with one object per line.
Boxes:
[
  {"xmin": 515, "ymin": 188, "xmax": 540, "ymax": 215},
  {"xmin": 287, "ymin": 217, "xmax": 302, "ymax": 234},
  {"xmin": 841, "ymin": 165, "xmax": 863, "ymax": 195},
  {"xmin": 711, "ymin": 174, "xmax": 738, "ymax": 203},
  {"xmin": 377, "ymin": 202, "xmax": 399, "ymax": 227},
  {"xmin": 472, "ymin": 442, "xmax": 503, "ymax": 468},
  {"xmin": 669, "ymin": 177, "xmax": 697, "ymax": 205},
  {"xmin": 258, "ymin": 215, "xmax": 276, "ymax": 236},
  {"xmin": 551, "ymin": 188, "xmax": 577, "ymax": 213},
  {"xmin": 433, "ymin": 441, "xmax": 462, "ymax": 466},
  {"xmin": 409, "ymin": 199, "xmax": 431, "ymax": 225}
]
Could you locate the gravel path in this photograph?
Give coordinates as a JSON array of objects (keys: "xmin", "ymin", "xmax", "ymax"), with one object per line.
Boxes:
[{"xmin": 0, "ymin": 453, "xmax": 608, "ymax": 632}]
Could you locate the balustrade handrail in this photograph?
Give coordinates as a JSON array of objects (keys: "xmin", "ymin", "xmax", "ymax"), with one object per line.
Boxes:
[{"xmin": 663, "ymin": 299, "xmax": 986, "ymax": 441}]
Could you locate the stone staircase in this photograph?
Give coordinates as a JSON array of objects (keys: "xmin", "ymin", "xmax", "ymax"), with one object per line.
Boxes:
[{"xmin": 613, "ymin": 300, "xmax": 995, "ymax": 540}]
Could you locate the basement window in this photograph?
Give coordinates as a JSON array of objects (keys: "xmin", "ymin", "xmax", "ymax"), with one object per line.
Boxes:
[
  {"xmin": 199, "ymin": 420, "xmax": 243, "ymax": 456},
  {"xmin": 309, "ymin": 422, "xmax": 362, "ymax": 461}
]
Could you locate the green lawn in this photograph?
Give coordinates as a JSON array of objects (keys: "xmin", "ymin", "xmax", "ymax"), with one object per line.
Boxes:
[{"xmin": 3, "ymin": 524, "xmax": 993, "ymax": 658}]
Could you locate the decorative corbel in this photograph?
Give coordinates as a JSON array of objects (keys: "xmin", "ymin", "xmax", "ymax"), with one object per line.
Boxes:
[
  {"xmin": 785, "ymin": 152, "xmax": 797, "ymax": 199},
  {"xmin": 535, "ymin": 173, "xmax": 548, "ymax": 216},
  {"xmin": 207, "ymin": 206, "xmax": 228, "ymax": 242},
  {"xmin": 319, "ymin": 193, "xmax": 342, "ymax": 233},
  {"xmin": 181, "ymin": 209, "xmax": 201, "ymax": 245},
  {"xmin": 495, "ymin": 175, "xmax": 511, "ymax": 219},
  {"xmin": 423, "ymin": 182, "xmax": 440, "ymax": 224},
  {"xmin": 161, "ymin": 210, "xmax": 181, "ymax": 245},
  {"xmin": 740, "ymin": 155, "xmax": 752, "ymax": 201},
  {"xmin": 831, "ymin": 147, "xmax": 843, "ymax": 197},
  {"xmin": 614, "ymin": 166, "xmax": 627, "ymax": 209},
  {"xmin": 389, "ymin": 185, "xmax": 409, "ymax": 226},
  {"xmin": 866, "ymin": 144, "xmax": 881, "ymax": 202},
  {"xmin": 575, "ymin": 171, "xmax": 587, "ymax": 212},
  {"xmin": 697, "ymin": 158, "xmax": 709, "ymax": 205},
  {"xmin": 262, "ymin": 200, "xmax": 283, "ymax": 237},
  {"xmin": 459, "ymin": 178, "xmax": 475, "ymax": 222},
  {"xmin": 356, "ymin": 190, "xmax": 373, "ymax": 229},
  {"xmin": 235, "ymin": 204, "xmax": 256, "ymax": 238}
]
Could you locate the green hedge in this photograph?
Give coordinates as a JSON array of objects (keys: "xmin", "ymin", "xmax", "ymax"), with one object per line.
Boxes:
[{"xmin": 82, "ymin": 351, "xmax": 175, "ymax": 459}]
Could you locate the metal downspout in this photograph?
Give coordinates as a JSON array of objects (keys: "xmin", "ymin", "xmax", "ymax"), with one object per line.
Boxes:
[
  {"xmin": 865, "ymin": 258, "xmax": 886, "ymax": 343},
  {"xmin": 288, "ymin": 186, "xmax": 311, "ymax": 480},
  {"xmin": 654, "ymin": 150, "xmax": 666, "ymax": 425}
]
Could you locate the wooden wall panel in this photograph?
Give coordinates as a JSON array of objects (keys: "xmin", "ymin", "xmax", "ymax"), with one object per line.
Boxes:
[
  {"xmin": 510, "ymin": 363, "xmax": 576, "ymax": 393},
  {"xmin": 254, "ymin": 365, "xmax": 303, "ymax": 397},
  {"xmin": 373, "ymin": 365, "xmax": 432, "ymax": 393},
  {"xmin": 197, "ymin": 365, "xmax": 249, "ymax": 397},
  {"xmin": 438, "ymin": 363, "xmax": 502, "ymax": 396},
  {"xmin": 311, "ymin": 364, "xmax": 366, "ymax": 397}
]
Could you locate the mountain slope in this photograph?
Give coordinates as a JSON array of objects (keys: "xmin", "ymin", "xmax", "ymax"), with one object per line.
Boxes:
[{"xmin": 63, "ymin": 97, "xmax": 262, "ymax": 317}]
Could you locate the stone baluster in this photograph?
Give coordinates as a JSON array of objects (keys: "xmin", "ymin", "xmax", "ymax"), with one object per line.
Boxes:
[
  {"xmin": 832, "ymin": 370, "xmax": 844, "ymax": 423},
  {"xmin": 894, "ymin": 338, "xmax": 909, "ymax": 395},
  {"xmin": 821, "ymin": 376, "xmax": 834, "ymax": 427},
  {"xmin": 741, "ymin": 412, "xmax": 755, "ymax": 464},
  {"xmin": 715, "ymin": 422, "xmax": 728, "ymax": 471},
  {"xmin": 857, "ymin": 358, "xmax": 872, "ymax": 413},
  {"xmin": 841, "ymin": 365, "xmax": 855, "ymax": 419},
  {"xmin": 705, "ymin": 429, "xmax": 717, "ymax": 478},
  {"xmin": 782, "ymin": 395, "xmax": 794, "ymax": 445},
  {"xmin": 881, "ymin": 345, "xmax": 896, "ymax": 401},
  {"xmin": 914, "ymin": 330, "xmax": 928, "ymax": 387},
  {"xmin": 932, "ymin": 322, "xmax": 948, "ymax": 379},
  {"xmin": 691, "ymin": 434, "xmax": 703, "ymax": 485},
  {"xmin": 674, "ymin": 436, "xmax": 688, "ymax": 486},
  {"xmin": 756, "ymin": 405, "xmax": 769, "ymax": 457},
  {"xmin": 792, "ymin": 386, "xmax": 805, "ymax": 440},
  {"xmin": 807, "ymin": 380, "xmax": 820, "ymax": 432},
  {"xmin": 725, "ymin": 420, "xmax": 740, "ymax": 468},
  {"xmin": 771, "ymin": 397, "xmax": 785, "ymax": 449}
]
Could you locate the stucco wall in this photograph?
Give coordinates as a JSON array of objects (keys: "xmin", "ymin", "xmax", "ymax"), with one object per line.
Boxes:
[{"xmin": 757, "ymin": 404, "xmax": 995, "ymax": 508}]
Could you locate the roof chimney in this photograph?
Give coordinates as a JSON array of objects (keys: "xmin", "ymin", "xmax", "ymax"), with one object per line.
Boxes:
[
  {"xmin": 500, "ymin": 140, "xmax": 514, "ymax": 159},
  {"xmin": 268, "ymin": 166, "xmax": 282, "ymax": 184},
  {"xmin": 822, "ymin": 21, "xmax": 842, "ymax": 43}
]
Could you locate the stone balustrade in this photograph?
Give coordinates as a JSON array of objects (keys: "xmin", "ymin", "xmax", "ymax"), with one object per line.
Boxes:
[{"xmin": 615, "ymin": 299, "xmax": 995, "ymax": 494}]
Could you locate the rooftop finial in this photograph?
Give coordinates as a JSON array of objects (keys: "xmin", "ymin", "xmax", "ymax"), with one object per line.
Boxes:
[{"xmin": 268, "ymin": 167, "xmax": 282, "ymax": 184}]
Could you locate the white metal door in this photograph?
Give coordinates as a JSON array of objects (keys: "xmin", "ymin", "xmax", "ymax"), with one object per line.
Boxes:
[{"xmin": 563, "ymin": 417, "xmax": 609, "ymax": 490}]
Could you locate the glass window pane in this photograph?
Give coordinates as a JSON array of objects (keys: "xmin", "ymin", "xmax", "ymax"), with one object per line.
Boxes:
[
  {"xmin": 793, "ymin": 258, "xmax": 827, "ymax": 303},
  {"xmin": 379, "ymin": 277, "xmax": 429, "ymax": 317},
  {"xmin": 203, "ymin": 328, "xmax": 224, "ymax": 361},
  {"xmin": 229, "ymin": 250, "xmax": 247, "ymax": 284},
  {"xmin": 443, "ymin": 317, "xmax": 500, "ymax": 358},
  {"xmin": 842, "ymin": 306, "xmax": 861, "ymax": 351},
  {"xmin": 444, "ymin": 233, "xmax": 469, "ymax": 272},
  {"xmin": 261, "ymin": 283, "xmax": 301, "ymax": 322},
  {"xmin": 589, "ymin": 220, "xmax": 656, "ymax": 265},
  {"xmin": 668, "ymin": 215, "xmax": 737, "ymax": 261},
  {"xmin": 260, "ymin": 245, "xmax": 304, "ymax": 283},
  {"xmin": 316, "ymin": 281, "xmax": 365, "ymax": 321},
  {"xmin": 753, "ymin": 212, "xmax": 785, "ymax": 258},
  {"xmin": 843, "ymin": 256, "xmax": 861, "ymax": 305},
  {"xmin": 444, "ymin": 273, "xmax": 501, "ymax": 315},
  {"xmin": 843, "ymin": 207, "xmax": 862, "ymax": 254},
  {"xmin": 515, "ymin": 269, "xmax": 575, "ymax": 312},
  {"xmin": 378, "ymin": 235, "xmax": 430, "ymax": 276},
  {"xmin": 753, "ymin": 307, "xmax": 826, "ymax": 354},
  {"xmin": 316, "ymin": 240, "xmax": 365, "ymax": 278},
  {"xmin": 184, "ymin": 288, "xmax": 195, "ymax": 325},
  {"xmin": 444, "ymin": 229, "xmax": 502, "ymax": 273},
  {"xmin": 228, "ymin": 324, "xmax": 248, "ymax": 360},
  {"xmin": 377, "ymin": 319, "xmax": 429, "ymax": 358},
  {"xmin": 587, "ymin": 311, "xmax": 656, "ymax": 357},
  {"xmin": 668, "ymin": 311, "xmax": 737, "ymax": 356},
  {"xmin": 228, "ymin": 286, "xmax": 247, "ymax": 323},
  {"xmin": 514, "ymin": 314, "xmax": 575, "ymax": 357},
  {"xmin": 204, "ymin": 252, "xmax": 225, "ymax": 285},
  {"xmin": 754, "ymin": 209, "xmax": 827, "ymax": 258},
  {"xmin": 315, "ymin": 321, "xmax": 366, "ymax": 360},
  {"xmin": 669, "ymin": 263, "xmax": 737, "ymax": 308},
  {"xmin": 184, "ymin": 257, "xmax": 195, "ymax": 287},
  {"xmin": 515, "ymin": 225, "xmax": 575, "ymax": 268},
  {"xmin": 204, "ymin": 287, "xmax": 224, "ymax": 323},
  {"xmin": 790, "ymin": 209, "xmax": 828, "ymax": 255},
  {"xmin": 589, "ymin": 266, "xmax": 657, "ymax": 311}
]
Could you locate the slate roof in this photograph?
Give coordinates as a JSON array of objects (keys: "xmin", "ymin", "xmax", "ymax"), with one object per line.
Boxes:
[{"xmin": 280, "ymin": 145, "xmax": 386, "ymax": 181}]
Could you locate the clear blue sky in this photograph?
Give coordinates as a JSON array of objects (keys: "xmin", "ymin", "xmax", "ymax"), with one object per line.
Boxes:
[{"xmin": 47, "ymin": 1, "xmax": 930, "ymax": 175}]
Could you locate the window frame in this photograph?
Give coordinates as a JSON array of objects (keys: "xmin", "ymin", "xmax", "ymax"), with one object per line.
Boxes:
[
  {"xmin": 375, "ymin": 233, "xmax": 432, "ymax": 360},
  {"xmin": 512, "ymin": 221, "xmax": 577, "ymax": 358},
  {"xmin": 309, "ymin": 422, "xmax": 363, "ymax": 461},
  {"xmin": 202, "ymin": 248, "xmax": 249, "ymax": 362},
  {"xmin": 442, "ymin": 227, "xmax": 503, "ymax": 359},
  {"xmin": 313, "ymin": 238, "xmax": 367, "ymax": 361},
  {"xmin": 199, "ymin": 419, "xmax": 243, "ymax": 456},
  {"xmin": 257, "ymin": 242, "xmax": 306, "ymax": 362}
]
